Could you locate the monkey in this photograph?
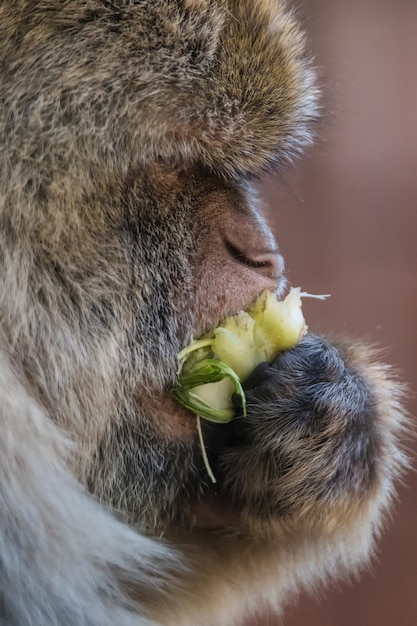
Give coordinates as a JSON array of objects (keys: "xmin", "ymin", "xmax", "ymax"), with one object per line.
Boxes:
[{"xmin": 0, "ymin": 1, "xmax": 408, "ymax": 625}]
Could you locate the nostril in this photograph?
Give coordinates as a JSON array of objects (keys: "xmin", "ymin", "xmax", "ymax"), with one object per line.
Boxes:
[{"xmin": 225, "ymin": 240, "xmax": 282, "ymax": 279}]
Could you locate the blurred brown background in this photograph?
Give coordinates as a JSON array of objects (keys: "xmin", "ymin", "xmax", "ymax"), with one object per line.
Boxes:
[{"xmin": 254, "ymin": 0, "xmax": 417, "ymax": 625}]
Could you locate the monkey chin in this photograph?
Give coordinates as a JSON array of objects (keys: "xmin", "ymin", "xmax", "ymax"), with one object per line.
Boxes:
[
  {"xmin": 189, "ymin": 494, "xmax": 243, "ymax": 531},
  {"xmin": 137, "ymin": 388, "xmax": 247, "ymax": 531}
]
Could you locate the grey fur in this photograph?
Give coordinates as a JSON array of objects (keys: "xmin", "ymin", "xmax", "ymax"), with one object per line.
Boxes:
[{"xmin": 0, "ymin": 1, "xmax": 408, "ymax": 625}]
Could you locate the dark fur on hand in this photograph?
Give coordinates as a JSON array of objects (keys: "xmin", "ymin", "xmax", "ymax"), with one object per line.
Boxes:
[
  {"xmin": 224, "ymin": 335, "xmax": 406, "ymax": 536},
  {"xmin": 0, "ymin": 1, "xmax": 408, "ymax": 625}
]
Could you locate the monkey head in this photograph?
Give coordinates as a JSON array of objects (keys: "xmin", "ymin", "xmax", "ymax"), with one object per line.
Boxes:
[{"xmin": 0, "ymin": 1, "xmax": 408, "ymax": 625}]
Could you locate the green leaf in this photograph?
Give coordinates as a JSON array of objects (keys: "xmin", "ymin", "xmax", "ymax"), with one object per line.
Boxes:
[
  {"xmin": 178, "ymin": 358, "xmax": 231, "ymax": 387},
  {"xmin": 172, "ymin": 358, "xmax": 246, "ymax": 422},
  {"xmin": 171, "ymin": 386, "xmax": 235, "ymax": 423},
  {"xmin": 177, "ymin": 338, "xmax": 214, "ymax": 362}
]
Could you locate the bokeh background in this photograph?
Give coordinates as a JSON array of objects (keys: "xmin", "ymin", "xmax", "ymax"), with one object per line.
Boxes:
[{"xmin": 253, "ymin": 0, "xmax": 417, "ymax": 624}]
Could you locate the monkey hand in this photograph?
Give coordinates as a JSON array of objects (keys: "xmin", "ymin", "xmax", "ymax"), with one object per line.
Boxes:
[{"xmin": 213, "ymin": 334, "xmax": 405, "ymax": 536}]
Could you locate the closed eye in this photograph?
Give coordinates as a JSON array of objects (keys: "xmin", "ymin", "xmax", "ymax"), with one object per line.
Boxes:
[{"xmin": 225, "ymin": 241, "xmax": 272, "ymax": 269}]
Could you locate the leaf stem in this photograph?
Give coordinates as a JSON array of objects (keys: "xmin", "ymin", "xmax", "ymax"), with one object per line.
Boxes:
[
  {"xmin": 299, "ymin": 292, "xmax": 331, "ymax": 300},
  {"xmin": 196, "ymin": 415, "xmax": 217, "ymax": 484},
  {"xmin": 178, "ymin": 338, "xmax": 214, "ymax": 361}
]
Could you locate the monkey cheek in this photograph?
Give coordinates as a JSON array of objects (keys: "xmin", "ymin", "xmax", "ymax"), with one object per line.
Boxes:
[{"xmin": 138, "ymin": 390, "xmax": 198, "ymax": 442}]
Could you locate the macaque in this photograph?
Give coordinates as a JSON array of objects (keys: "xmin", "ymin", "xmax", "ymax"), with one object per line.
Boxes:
[{"xmin": 0, "ymin": 1, "xmax": 407, "ymax": 625}]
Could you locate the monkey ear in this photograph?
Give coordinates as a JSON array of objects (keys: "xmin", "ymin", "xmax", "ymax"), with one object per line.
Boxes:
[{"xmin": 148, "ymin": 0, "xmax": 319, "ymax": 178}]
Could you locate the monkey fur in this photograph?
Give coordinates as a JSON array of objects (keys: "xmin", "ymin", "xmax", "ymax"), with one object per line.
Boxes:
[{"xmin": 0, "ymin": 1, "xmax": 408, "ymax": 625}]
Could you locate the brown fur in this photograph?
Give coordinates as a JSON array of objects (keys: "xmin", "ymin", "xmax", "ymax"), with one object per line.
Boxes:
[{"xmin": 0, "ymin": 1, "xmax": 408, "ymax": 625}]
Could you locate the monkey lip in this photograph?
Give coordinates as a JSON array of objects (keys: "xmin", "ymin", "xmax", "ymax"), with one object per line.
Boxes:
[{"xmin": 144, "ymin": 391, "xmax": 198, "ymax": 441}]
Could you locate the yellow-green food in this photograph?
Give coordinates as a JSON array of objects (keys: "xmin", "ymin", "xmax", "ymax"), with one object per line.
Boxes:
[
  {"xmin": 172, "ymin": 288, "xmax": 311, "ymax": 423},
  {"xmin": 171, "ymin": 287, "xmax": 328, "ymax": 482}
]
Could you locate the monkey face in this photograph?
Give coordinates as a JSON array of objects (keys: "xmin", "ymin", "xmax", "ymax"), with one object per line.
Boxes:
[
  {"xmin": 0, "ymin": 0, "xmax": 404, "ymax": 548},
  {"xmin": 2, "ymin": 150, "xmax": 402, "ymax": 540},
  {"xmin": 75, "ymin": 163, "xmax": 290, "ymax": 530},
  {"xmin": 56, "ymin": 162, "xmax": 402, "ymax": 543},
  {"xmin": 0, "ymin": 3, "xmax": 407, "ymax": 623}
]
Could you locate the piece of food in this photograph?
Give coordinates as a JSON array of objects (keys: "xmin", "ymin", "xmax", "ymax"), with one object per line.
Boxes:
[
  {"xmin": 250, "ymin": 288, "xmax": 308, "ymax": 358},
  {"xmin": 171, "ymin": 359, "xmax": 242, "ymax": 423},
  {"xmin": 171, "ymin": 287, "xmax": 328, "ymax": 482},
  {"xmin": 172, "ymin": 288, "xmax": 317, "ymax": 424}
]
